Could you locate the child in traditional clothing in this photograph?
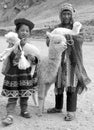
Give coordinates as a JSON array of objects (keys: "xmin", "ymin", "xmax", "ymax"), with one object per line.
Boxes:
[{"xmin": 1, "ymin": 18, "xmax": 40, "ymax": 126}]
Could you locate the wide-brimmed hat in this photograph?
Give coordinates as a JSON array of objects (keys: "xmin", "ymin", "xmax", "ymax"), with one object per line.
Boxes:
[{"xmin": 14, "ymin": 18, "xmax": 34, "ymax": 30}]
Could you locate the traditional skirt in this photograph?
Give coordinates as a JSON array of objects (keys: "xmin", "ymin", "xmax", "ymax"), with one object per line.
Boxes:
[{"xmin": 1, "ymin": 64, "xmax": 38, "ymax": 98}]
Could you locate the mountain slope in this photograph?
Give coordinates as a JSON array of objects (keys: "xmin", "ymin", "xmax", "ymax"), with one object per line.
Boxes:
[
  {"xmin": 0, "ymin": 0, "xmax": 94, "ymax": 29},
  {"xmin": 0, "ymin": 0, "xmax": 94, "ymax": 42}
]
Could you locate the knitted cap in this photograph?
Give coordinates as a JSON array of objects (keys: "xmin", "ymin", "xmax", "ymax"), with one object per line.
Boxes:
[{"xmin": 60, "ymin": 3, "xmax": 75, "ymax": 14}]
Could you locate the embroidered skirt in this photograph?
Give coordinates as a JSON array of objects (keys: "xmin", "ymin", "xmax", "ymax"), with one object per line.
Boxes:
[{"xmin": 1, "ymin": 65, "xmax": 38, "ymax": 98}]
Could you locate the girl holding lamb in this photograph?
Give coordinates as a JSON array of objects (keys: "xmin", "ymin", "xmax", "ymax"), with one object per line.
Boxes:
[{"xmin": 1, "ymin": 18, "xmax": 40, "ymax": 126}]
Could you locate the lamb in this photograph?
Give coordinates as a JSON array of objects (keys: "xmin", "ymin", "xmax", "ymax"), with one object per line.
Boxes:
[
  {"xmin": 0, "ymin": 31, "xmax": 40, "ymax": 73},
  {"xmin": 51, "ymin": 21, "xmax": 82, "ymax": 35},
  {"xmin": 0, "ymin": 31, "xmax": 20, "ymax": 61},
  {"xmin": 37, "ymin": 32, "xmax": 67, "ymax": 116},
  {"xmin": 0, "ymin": 31, "xmax": 31, "ymax": 70}
]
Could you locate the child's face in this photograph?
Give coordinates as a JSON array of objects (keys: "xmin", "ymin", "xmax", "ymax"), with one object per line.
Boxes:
[
  {"xmin": 17, "ymin": 24, "xmax": 31, "ymax": 45},
  {"xmin": 18, "ymin": 25, "xmax": 30, "ymax": 39}
]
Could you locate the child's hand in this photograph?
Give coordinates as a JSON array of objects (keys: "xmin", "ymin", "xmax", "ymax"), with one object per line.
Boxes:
[{"xmin": 27, "ymin": 54, "xmax": 35, "ymax": 62}]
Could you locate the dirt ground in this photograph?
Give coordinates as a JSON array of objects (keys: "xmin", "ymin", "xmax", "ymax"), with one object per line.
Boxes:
[{"xmin": 0, "ymin": 37, "xmax": 94, "ymax": 130}]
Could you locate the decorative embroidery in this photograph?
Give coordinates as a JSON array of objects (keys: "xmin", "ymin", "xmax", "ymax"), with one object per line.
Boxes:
[
  {"xmin": 4, "ymin": 80, "xmax": 19, "ymax": 87},
  {"xmin": 1, "ymin": 89, "xmax": 37, "ymax": 98},
  {"xmin": 19, "ymin": 80, "xmax": 33, "ymax": 86},
  {"xmin": 2, "ymin": 62, "xmax": 38, "ymax": 98},
  {"xmin": 2, "ymin": 89, "xmax": 19, "ymax": 97}
]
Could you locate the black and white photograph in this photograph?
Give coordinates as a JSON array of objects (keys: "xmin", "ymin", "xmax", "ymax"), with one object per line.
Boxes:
[{"xmin": 0, "ymin": 0, "xmax": 94, "ymax": 130}]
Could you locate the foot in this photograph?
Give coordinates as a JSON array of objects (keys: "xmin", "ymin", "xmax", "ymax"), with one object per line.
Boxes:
[
  {"xmin": 20, "ymin": 111, "xmax": 31, "ymax": 118},
  {"xmin": 47, "ymin": 108, "xmax": 62, "ymax": 113},
  {"xmin": 2, "ymin": 115, "xmax": 13, "ymax": 126},
  {"xmin": 64, "ymin": 112, "xmax": 75, "ymax": 121},
  {"xmin": 36, "ymin": 108, "xmax": 43, "ymax": 117}
]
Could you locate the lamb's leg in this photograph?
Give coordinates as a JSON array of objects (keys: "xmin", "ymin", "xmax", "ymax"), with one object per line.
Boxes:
[
  {"xmin": 37, "ymin": 83, "xmax": 51, "ymax": 116},
  {"xmin": 42, "ymin": 84, "xmax": 49, "ymax": 113},
  {"xmin": 37, "ymin": 84, "xmax": 46, "ymax": 116},
  {"xmin": 44, "ymin": 83, "xmax": 51, "ymax": 97},
  {"xmin": 32, "ymin": 92, "xmax": 37, "ymax": 106}
]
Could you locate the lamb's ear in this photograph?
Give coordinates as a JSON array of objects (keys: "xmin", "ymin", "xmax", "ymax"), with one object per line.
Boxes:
[{"xmin": 46, "ymin": 31, "xmax": 52, "ymax": 38}]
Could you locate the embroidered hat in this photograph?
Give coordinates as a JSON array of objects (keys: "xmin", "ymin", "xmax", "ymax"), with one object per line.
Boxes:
[
  {"xmin": 60, "ymin": 3, "xmax": 75, "ymax": 14},
  {"xmin": 14, "ymin": 18, "xmax": 34, "ymax": 30}
]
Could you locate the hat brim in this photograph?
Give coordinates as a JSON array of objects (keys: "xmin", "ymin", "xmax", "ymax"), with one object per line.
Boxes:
[{"xmin": 14, "ymin": 18, "xmax": 34, "ymax": 30}]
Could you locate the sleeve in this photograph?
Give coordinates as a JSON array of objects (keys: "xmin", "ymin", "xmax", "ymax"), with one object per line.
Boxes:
[{"xmin": 9, "ymin": 51, "xmax": 16, "ymax": 61}]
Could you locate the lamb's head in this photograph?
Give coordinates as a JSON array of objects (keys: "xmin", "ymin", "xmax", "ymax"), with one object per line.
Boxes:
[
  {"xmin": 5, "ymin": 32, "xmax": 20, "ymax": 45},
  {"xmin": 73, "ymin": 21, "xmax": 82, "ymax": 35},
  {"xmin": 46, "ymin": 32, "xmax": 67, "ymax": 53}
]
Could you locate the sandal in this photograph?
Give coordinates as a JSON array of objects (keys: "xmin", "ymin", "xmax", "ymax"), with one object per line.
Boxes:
[
  {"xmin": 2, "ymin": 115, "xmax": 13, "ymax": 126},
  {"xmin": 20, "ymin": 111, "xmax": 31, "ymax": 118},
  {"xmin": 64, "ymin": 113, "xmax": 75, "ymax": 121},
  {"xmin": 47, "ymin": 108, "xmax": 62, "ymax": 113}
]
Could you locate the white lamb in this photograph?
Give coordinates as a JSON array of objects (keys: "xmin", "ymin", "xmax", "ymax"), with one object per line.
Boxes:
[
  {"xmin": 51, "ymin": 21, "xmax": 82, "ymax": 35},
  {"xmin": 37, "ymin": 32, "xmax": 67, "ymax": 116},
  {"xmin": 0, "ymin": 32, "xmax": 20, "ymax": 61}
]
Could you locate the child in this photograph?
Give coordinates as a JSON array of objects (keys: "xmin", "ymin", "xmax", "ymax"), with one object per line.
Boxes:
[{"xmin": 1, "ymin": 18, "xmax": 40, "ymax": 126}]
